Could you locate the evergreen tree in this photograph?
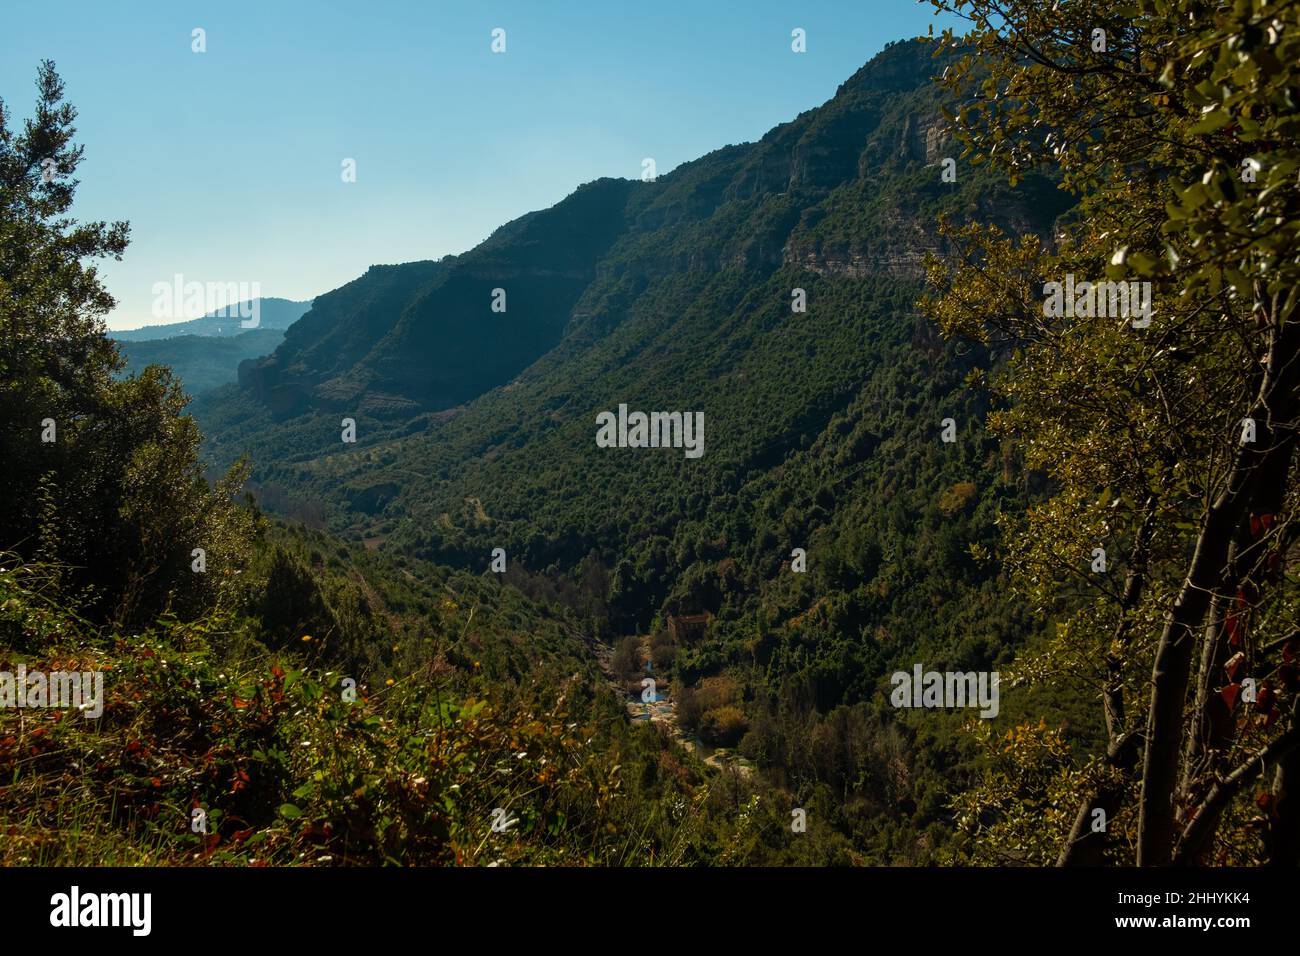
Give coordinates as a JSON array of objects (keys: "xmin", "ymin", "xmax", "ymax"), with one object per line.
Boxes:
[{"xmin": 0, "ymin": 61, "xmax": 254, "ymax": 626}]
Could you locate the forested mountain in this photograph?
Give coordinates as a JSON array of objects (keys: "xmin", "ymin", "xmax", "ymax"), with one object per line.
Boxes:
[
  {"xmin": 198, "ymin": 41, "xmax": 1065, "ymax": 466},
  {"xmin": 190, "ymin": 38, "xmax": 1078, "ymax": 859},
  {"xmin": 8, "ymin": 0, "xmax": 1297, "ymax": 871},
  {"xmin": 228, "ymin": 177, "xmax": 636, "ymax": 422}
]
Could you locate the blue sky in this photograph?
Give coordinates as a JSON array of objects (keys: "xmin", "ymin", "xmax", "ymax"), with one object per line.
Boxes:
[{"xmin": 1, "ymin": 1, "xmax": 960, "ymax": 330}]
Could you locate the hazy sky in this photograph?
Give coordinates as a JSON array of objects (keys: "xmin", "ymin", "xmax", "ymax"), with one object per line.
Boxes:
[{"xmin": 1, "ymin": 1, "xmax": 960, "ymax": 330}]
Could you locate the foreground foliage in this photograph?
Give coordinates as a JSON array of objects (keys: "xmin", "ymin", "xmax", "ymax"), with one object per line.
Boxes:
[{"xmin": 923, "ymin": 0, "xmax": 1300, "ymax": 865}]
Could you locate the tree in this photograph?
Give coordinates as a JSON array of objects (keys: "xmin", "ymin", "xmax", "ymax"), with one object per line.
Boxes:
[
  {"xmin": 0, "ymin": 61, "xmax": 254, "ymax": 625},
  {"xmin": 922, "ymin": 0, "xmax": 1300, "ymax": 865}
]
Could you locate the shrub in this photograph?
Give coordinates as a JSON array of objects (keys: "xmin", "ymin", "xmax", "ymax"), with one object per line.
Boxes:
[{"xmin": 700, "ymin": 705, "xmax": 749, "ymax": 747}]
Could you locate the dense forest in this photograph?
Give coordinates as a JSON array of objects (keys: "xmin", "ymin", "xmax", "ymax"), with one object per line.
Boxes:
[{"xmin": 3, "ymin": 0, "xmax": 1299, "ymax": 867}]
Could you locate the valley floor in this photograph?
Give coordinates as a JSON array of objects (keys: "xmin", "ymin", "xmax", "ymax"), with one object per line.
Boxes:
[{"xmin": 595, "ymin": 636, "xmax": 753, "ymax": 778}]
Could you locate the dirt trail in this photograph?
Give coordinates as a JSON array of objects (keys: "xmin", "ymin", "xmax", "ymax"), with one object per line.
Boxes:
[{"xmin": 596, "ymin": 637, "xmax": 753, "ymax": 778}]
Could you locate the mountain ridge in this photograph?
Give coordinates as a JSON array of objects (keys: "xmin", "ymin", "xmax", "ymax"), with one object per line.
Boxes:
[{"xmin": 112, "ymin": 296, "xmax": 312, "ymax": 341}]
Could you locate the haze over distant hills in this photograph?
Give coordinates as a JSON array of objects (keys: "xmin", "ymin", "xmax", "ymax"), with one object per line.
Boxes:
[
  {"xmin": 114, "ymin": 328, "xmax": 289, "ymax": 397},
  {"xmin": 111, "ymin": 297, "xmax": 314, "ymax": 397},
  {"xmin": 112, "ymin": 297, "xmax": 313, "ymax": 341}
]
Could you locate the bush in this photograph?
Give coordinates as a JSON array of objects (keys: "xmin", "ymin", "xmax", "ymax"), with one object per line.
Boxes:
[
  {"xmin": 700, "ymin": 705, "xmax": 749, "ymax": 747},
  {"xmin": 648, "ymin": 630, "xmax": 677, "ymax": 671},
  {"xmin": 611, "ymin": 634, "xmax": 643, "ymax": 681}
]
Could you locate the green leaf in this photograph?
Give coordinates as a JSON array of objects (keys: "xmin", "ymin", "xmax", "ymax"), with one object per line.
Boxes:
[
  {"xmin": 1189, "ymin": 109, "xmax": 1231, "ymax": 134},
  {"xmin": 278, "ymin": 803, "xmax": 302, "ymax": 820},
  {"xmin": 1127, "ymin": 251, "xmax": 1158, "ymax": 275}
]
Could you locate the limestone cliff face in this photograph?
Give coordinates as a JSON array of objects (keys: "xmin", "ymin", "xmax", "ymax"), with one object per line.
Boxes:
[
  {"xmin": 781, "ymin": 178, "xmax": 1064, "ymax": 283},
  {"xmin": 895, "ymin": 111, "xmax": 951, "ymax": 165},
  {"xmin": 784, "ymin": 226, "xmax": 941, "ymax": 281}
]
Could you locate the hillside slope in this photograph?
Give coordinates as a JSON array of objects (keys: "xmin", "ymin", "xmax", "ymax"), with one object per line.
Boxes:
[
  {"xmin": 193, "ymin": 38, "xmax": 1081, "ymax": 859},
  {"xmin": 116, "ymin": 328, "xmax": 287, "ymax": 397}
]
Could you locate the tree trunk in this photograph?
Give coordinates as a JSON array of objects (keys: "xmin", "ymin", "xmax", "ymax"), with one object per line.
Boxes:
[
  {"xmin": 1261, "ymin": 695, "xmax": 1300, "ymax": 866},
  {"xmin": 1058, "ymin": 500, "xmax": 1157, "ymax": 866},
  {"xmin": 1057, "ymin": 731, "xmax": 1142, "ymax": 866},
  {"xmin": 1138, "ymin": 311, "xmax": 1300, "ymax": 865}
]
